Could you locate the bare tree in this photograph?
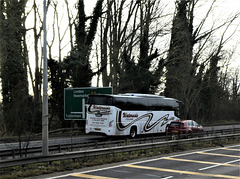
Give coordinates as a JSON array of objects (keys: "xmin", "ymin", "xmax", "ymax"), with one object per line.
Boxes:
[
  {"xmin": 65, "ymin": 0, "xmax": 75, "ymax": 51},
  {"xmin": 232, "ymin": 69, "xmax": 240, "ymax": 100},
  {"xmin": 165, "ymin": 0, "xmax": 240, "ymax": 122},
  {"xmin": 99, "ymin": 0, "xmax": 170, "ymax": 93}
]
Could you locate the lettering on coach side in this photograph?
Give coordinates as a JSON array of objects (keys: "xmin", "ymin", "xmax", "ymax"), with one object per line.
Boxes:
[
  {"xmin": 92, "ymin": 105, "xmax": 110, "ymax": 110},
  {"xmin": 88, "ymin": 105, "xmax": 111, "ymax": 115},
  {"xmin": 123, "ymin": 113, "xmax": 138, "ymax": 118}
]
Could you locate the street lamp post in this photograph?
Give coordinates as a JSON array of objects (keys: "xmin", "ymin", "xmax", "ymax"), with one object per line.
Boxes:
[{"xmin": 42, "ymin": 0, "xmax": 48, "ymax": 156}]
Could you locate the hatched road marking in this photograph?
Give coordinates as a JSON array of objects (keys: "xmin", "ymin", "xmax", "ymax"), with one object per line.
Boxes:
[
  {"xmin": 163, "ymin": 157, "xmax": 239, "ymax": 167},
  {"xmin": 124, "ymin": 164, "xmax": 240, "ymax": 179}
]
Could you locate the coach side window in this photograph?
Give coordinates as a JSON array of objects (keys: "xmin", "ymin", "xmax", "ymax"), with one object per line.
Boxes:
[
  {"xmin": 89, "ymin": 96, "xmax": 111, "ymax": 105},
  {"xmin": 148, "ymin": 99, "xmax": 158, "ymax": 110},
  {"xmin": 115, "ymin": 97, "xmax": 127, "ymax": 110}
]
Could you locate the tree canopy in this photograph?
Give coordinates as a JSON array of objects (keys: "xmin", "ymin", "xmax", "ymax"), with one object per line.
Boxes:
[{"xmin": 0, "ymin": 0, "xmax": 239, "ymax": 136}]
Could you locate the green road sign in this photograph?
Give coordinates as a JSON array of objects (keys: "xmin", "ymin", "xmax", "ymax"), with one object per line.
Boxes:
[{"xmin": 64, "ymin": 87, "xmax": 112, "ymax": 120}]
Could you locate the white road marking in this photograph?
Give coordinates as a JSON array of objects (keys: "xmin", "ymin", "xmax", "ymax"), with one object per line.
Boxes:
[
  {"xmin": 144, "ymin": 174, "xmax": 173, "ymax": 179},
  {"xmin": 161, "ymin": 176, "xmax": 174, "ymax": 179},
  {"xmin": 199, "ymin": 158, "xmax": 240, "ymax": 171}
]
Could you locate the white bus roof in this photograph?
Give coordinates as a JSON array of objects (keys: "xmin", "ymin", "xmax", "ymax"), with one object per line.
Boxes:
[
  {"xmin": 119, "ymin": 93, "xmax": 165, "ymax": 98},
  {"xmin": 88, "ymin": 93, "xmax": 182, "ymax": 109}
]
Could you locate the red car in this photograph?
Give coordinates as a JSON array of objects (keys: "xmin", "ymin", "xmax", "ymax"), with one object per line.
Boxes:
[{"xmin": 167, "ymin": 120, "xmax": 204, "ymax": 134}]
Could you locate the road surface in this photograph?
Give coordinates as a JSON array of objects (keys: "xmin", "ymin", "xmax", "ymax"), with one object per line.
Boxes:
[{"xmin": 47, "ymin": 144, "xmax": 240, "ymax": 179}]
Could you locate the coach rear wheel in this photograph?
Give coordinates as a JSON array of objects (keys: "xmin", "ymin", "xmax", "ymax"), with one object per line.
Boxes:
[{"xmin": 130, "ymin": 127, "xmax": 137, "ymax": 138}]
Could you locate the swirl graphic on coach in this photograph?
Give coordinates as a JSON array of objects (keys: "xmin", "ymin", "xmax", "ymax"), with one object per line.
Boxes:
[{"xmin": 117, "ymin": 111, "xmax": 153, "ymax": 131}]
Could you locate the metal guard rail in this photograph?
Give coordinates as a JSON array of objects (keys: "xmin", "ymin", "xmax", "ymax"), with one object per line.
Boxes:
[
  {"xmin": 1, "ymin": 128, "xmax": 240, "ymax": 159},
  {"xmin": 0, "ymin": 133, "xmax": 239, "ymax": 169}
]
